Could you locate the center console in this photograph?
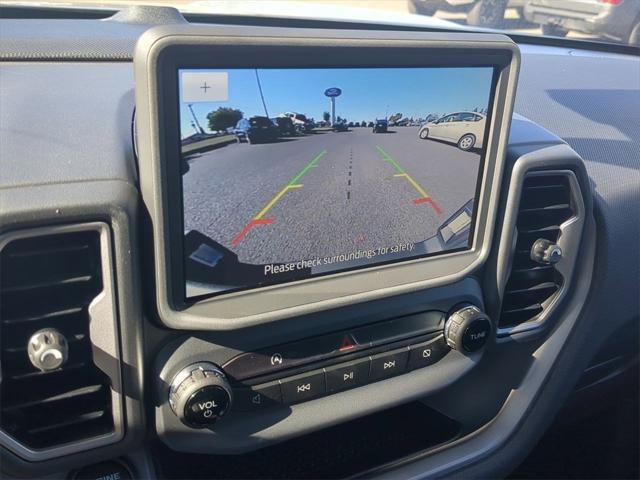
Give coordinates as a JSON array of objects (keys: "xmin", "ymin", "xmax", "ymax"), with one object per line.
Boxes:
[{"xmin": 133, "ymin": 23, "xmax": 591, "ymax": 467}]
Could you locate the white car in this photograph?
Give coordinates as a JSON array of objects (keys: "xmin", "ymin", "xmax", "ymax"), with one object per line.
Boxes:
[
  {"xmin": 280, "ymin": 112, "xmax": 311, "ymax": 131},
  {"xmin": 418, "ymin": 111, "xmax": 486, "ymax": 151}
]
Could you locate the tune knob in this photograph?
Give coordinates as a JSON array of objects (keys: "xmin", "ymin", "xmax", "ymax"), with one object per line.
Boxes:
[
  {"xmin": 444, "ymin": 305, "xmax": 492, "ymax": 353},
  {"xmin": 169, "ymin": 362, "xmax": 232, "ymax": 428}
]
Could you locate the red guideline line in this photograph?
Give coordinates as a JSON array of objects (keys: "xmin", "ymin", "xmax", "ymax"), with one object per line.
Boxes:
[
  {"xmin": 413, "ymin": 197, "xmax": 443, "ymax": 215},
  {"xmin": 231, "ymin": 218, "xmax": 274, "ymax": 246}
]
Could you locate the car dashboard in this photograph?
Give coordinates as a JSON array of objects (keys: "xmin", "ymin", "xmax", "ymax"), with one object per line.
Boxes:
[{"xmin": 0, "ymin": 5, "xmax": 638, "ymax": 480}]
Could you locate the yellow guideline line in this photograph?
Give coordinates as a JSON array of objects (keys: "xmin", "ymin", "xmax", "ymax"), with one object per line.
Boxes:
[
  {"xmin": 253, "ymin": 150, "xmax": 327, "ymax": 220},
  {"xmin": 255, "ymin": 184, "xmax": 303, "ymax": 219},
  {"xmin": 393, "ymin": 173, "xmax": 430, "ymax": 199}
]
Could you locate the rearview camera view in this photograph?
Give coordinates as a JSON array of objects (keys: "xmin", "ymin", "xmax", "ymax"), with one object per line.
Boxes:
[{"xmin": 179, "ymin": 67, "xmax": 494, "ymax": 298}]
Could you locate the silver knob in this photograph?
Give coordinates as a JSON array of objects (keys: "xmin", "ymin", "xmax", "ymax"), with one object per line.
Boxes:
[
  {"xmin": 27, "ymin": 328, "xmax": 68, "ymax": 372},
  {"xmin": 169, "ymin": 362, "xmax": 232, "ymax": 428},
  {"xmin": 530, "ymin": 238, "xmax": 563, "ymax": 265},
  {"xmin": 444, "ymin": 305, "xmax": 492, "ymax": 353}
]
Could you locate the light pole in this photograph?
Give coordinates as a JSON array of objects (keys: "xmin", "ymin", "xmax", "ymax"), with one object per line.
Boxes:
[
  {"xmin": 255, "ymin": 69, "xmax": 269, "ymax": 118},
  {"xmin": 188, "ymin": 104, "xmax": 205, "ymax": 134}
]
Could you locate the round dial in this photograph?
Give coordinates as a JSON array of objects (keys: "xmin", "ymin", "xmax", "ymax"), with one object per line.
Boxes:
[
  {"xmin": 169, "ymin": 363, "xmax": 232, "ymax": 428},
  {"xmin": 27, "ymin": 328, "xmax": 68, "ymax": 372},
  {"xmin": 444, "ymin": 305, "xmax": 492, "ymax": 353}
]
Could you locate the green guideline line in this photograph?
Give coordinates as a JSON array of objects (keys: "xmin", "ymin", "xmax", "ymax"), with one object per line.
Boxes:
[
  {"xmin": 376, "ymin": 145, "xmax": 405, "ymax": 174},
  {"xmin": 288, "ymin": 149, "xmax": 327, "ymax": 186}
]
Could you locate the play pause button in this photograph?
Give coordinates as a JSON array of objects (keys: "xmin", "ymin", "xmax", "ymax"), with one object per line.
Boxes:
[{"xmin": 325, "ymin": 358, "xmax": 371, "ymax": 393}]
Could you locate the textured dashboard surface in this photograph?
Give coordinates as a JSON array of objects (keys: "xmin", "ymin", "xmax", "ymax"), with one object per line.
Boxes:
[
  {"xmin": 0, "ymin": 63, "xmax": 136, "ymax": 188},
  {"xmin": 514, "ymin": 45, "xmax": 640, "ymax": 322},
  {"xmin": 0, "ymin": 19, "xmax": 144, "ymax": 61}
]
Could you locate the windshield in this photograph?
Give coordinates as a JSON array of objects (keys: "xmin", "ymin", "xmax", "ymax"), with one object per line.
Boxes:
[{"xmin": 4, "ymin": 0, "xmax": 639, "ymax": 47}]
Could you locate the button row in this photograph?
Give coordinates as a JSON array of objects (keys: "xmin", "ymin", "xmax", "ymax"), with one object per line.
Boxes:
[
  {"xmin": 233, "ymin": 335, "xmax": 449, "ymax": 411},
  {"xmin": 223, "ymin": 311, "xmax": 445, "ymax": 381}
]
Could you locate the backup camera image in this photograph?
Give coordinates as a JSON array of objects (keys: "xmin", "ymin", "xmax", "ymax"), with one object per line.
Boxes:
[{"xmin": 179, "ymin": 67, "xmax": 494, "ymax": 298}]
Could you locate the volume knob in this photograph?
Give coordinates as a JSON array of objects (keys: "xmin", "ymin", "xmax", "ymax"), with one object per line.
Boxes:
[
  {"xmin": 444, "ymin": 305, "xmax": 492, "ymax": 353},
  {"xmin": 169, "ymin": 363, "xmax": 232, "ymax": 428}
]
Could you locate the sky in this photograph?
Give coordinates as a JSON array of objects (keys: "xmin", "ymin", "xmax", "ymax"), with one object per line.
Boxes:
[{"xmin": 179, "ymin": 67, "xmax": 494, "ymax": 138}]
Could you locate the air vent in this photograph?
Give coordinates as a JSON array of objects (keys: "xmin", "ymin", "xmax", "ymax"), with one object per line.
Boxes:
[
  {"xmin": 499, "ymin": 173, "xmax": 575, "ymax": 330},
  {"xmin": 0, "ymin": 227, "xmax": 117, "ymax": 453}
]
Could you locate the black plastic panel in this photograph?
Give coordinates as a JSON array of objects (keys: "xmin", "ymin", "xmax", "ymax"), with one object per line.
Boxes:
[{"xmin": 153, "ymin": 402, "xmax": 460, "ymax": 479}]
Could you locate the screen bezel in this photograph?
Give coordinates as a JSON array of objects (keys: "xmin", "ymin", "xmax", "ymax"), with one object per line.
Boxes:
[
  {"xmin": 177, "ymin": 65, "xmax": 497, "ymax": 301},
  {"xmin": 135, "ymin": 26, "xmax": 520, "ymax": 330}
]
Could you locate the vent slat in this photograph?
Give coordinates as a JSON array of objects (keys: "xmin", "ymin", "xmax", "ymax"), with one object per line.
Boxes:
[
  {"xmin": 26, "ymin": 411, "xmax": 107, "ymax": 435},
  {"xmin": 2, "ymin": 384, "xmax": 104, "ymax": 412},
  {"xmin": 1, "ymin": 306, "xmax": 84, "ymax": 325},
  {"xmin": 6, "ymin": 243, "xmax": 90, "ymax": 258},
  {"xmin": 505, "ymin": 281, "xmax": 560, "ymax": 296},
  {"xmin": 1, "ymin": 229, "xmax": 115, "ymax": 450},
  {"xmin": 2, "ymin": 274, "xmax": 93, "ymax": 294},
  {"xmin": 499, "ymin": 174, "xmax": 574, "ymax": 330},
  {"xmin": 8, "ymin": 362, "xmax": 88, "ymax": 380},
  {"xmin": 519, "ymin": 203, "xmax": 571, "ymax": 215},
  {"xmin": 0, "ymin": 282, "xmax": 100, "ymax": 322}
]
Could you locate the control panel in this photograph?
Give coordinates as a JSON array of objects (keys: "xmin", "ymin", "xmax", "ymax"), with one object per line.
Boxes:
[{"xmin": 164, "ymin": 305, "xmax": 492, "ymax": 429}]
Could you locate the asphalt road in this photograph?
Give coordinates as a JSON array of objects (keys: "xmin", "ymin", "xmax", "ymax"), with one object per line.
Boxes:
[{"xmin": 183, "ymin": 127, "xmax": 480, "ymax": 265}]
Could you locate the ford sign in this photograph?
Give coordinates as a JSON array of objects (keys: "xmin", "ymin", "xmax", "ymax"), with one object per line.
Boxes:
[{"xmin": 324, "ymin": 87, "xmax": 342, "ymax": 98}]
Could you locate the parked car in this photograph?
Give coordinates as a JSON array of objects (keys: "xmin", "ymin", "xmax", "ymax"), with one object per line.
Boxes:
[
  {"xmin": 367, "ymin": 121, "xmax": 375, "ymax": 128},
  {"xmin": 372, "ymin": 119, "xmax": 388, "ymax": 133},
  {"xmin": 234, "ymin": 116, "xmax": 280, "ymax": 144},
  {"xmin": 418, "ymin": 111, "xmax": 486, "ymax": 150},
  {"xmin": 333, "ymin": 121, "xmax": 349, "ymax": 132},
  {"xmin": 271, "ymin": 116, "xmax": 296, "ymax": 136},
  {"xmin": 408, "ymin": 0, "xmax": 528, "ymax": 28},
  {"xmin": 524, "ymin": 0, "xmax": 640, "ymax": 45},
  {"xmin": 280, "ymin": 111, "xmax": 314, "ymax": 132}
]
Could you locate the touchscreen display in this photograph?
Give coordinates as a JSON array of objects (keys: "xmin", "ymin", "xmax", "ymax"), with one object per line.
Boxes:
[{"xmin": 179, "ymin": 67, "xmax": 494, "ymax": 298}]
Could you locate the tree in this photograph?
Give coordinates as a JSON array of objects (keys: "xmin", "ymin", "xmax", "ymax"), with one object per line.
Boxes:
[
  {"xmin": 323, "ymin": 111, "xmax": 331, "ymax": 123},
  {"xmin": 207, "ymin": 108, "xmax": 243, "ymax": 132}
]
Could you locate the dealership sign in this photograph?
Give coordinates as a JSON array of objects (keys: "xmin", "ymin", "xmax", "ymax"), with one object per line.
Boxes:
[{"xmin": 324, "ymin": 87, "xmax": 342, "ymax": 97}]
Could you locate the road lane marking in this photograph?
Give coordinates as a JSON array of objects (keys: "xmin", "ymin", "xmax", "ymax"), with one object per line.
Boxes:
[
  {"xmin": 231, "ymin": 150, "xmax": 326, "ymax": 245},
  {"xmin": 377, "ymin": 145, "xmax": 442, "ymax": 215}
]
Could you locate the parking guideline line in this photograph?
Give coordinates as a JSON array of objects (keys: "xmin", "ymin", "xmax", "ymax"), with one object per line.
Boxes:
[
  {"xmin": 231, "ymin": 150, "xmax": 327, "ymax": 246},
  {"xmin": 255, "ymin": 184, "xmax": 303, "ymax": 220},
  {"xmin": 376, "ymin": 146, "xmax": 405, "ymax": 174},
  {"xmin": 254, "ymin": 150, "xmax": 326, "ymax": 220},
  {"xmin": 393, "ymin": 173, "xmax": 429, "ymax": 199},
  {"xmin": 287, "ymin": 150, "xmax": 326, "ymax": 187},
  {"xmin": 376, "ymin": 145, "xmax": 442, "ymax": 215}
]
